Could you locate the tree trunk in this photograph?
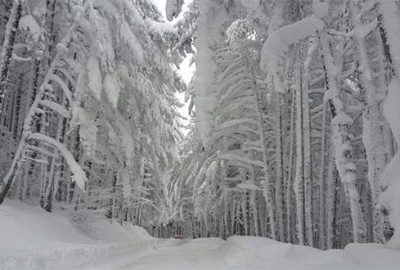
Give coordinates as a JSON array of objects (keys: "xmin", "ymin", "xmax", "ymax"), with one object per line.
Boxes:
[
  {"xmin": 294, "ymin": 53, "xmax": 305, "ymax": 245},
  {"xmin": 320, "ymin": 30, "xmax": 367, "ymax": 243},
  {"xmin": 0, "ymin": 0, "xmax": 22, "ymax": 115}
]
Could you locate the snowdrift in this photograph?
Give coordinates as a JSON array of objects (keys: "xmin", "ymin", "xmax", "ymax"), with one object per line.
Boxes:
[
  {"xmin": 218, "ymin": 236, "xmax": 400, "ymax": 269},
  {"xmin": 1, "ymin": 201, "xmax": 400, "ymax": 269},
  {"xmin": 0, "ymin": 201, "xmax": 155, "ymax": 270}
]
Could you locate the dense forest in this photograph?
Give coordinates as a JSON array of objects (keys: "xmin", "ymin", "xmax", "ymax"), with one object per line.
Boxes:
[{"xmin": 1, "ymin": 0, "xmax": 400, "ymax": 262}]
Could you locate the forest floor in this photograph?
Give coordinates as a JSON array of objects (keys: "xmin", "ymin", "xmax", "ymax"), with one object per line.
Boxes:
[{"xmin": 1, "ymin": 201, "xmax": 400, "ymax": 270}]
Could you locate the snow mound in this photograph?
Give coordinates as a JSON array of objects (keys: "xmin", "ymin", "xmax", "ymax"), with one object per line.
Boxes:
[
  {"xmin": 99, "ymin": 236, "xmax": 400, "ymax": 270},
  {"xmin": 74, "ymin": 214, "xmax": 152, "ymax": 242},
  {"xmin": 217, "ymin": 236, "xmax": 400, "ymax": 270},
  {"xmin": 218, "ymin": 236, "xmax": 342, "ymax": 269},
  {"xmin": 0, "ymin": 201, "xmax": 95, "ymax": 256},
  {"xmin": 343, "ymin": 243, "xmax": 400, "ymax": 269},
  {"xmin": 0, "ymin": 201, "xmax": 154, "ymax": 270}
]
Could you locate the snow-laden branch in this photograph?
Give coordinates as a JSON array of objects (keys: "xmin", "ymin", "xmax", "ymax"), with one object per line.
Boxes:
[
  {"xmin": 260, "ymin": 16, "xmax": 324, "ymax": 92},
  {"xmin": 39, "ymin": 100, "xmax": 69, "ymax": 118},
  {"xmin": 49, "ymin": 74, "xmax": 72, "ymax": 101},
  {"xmin": 29, "ymin": 133, "xmax": 87, "ymax": 190},
  {"xmin": 219, "ymin": 153, "xmax": 266, "ymax": 168},
  {"xmin": 216, "ymin": 118, "xmax": 259, "ymax": 131},
  {"xmin": 12, "ymin": 53, "xmax": 31, "ymax": 62}
]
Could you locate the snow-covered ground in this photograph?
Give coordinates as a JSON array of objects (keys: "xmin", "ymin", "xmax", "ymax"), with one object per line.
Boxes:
[
  {"xmin": 110, "ymin": 236, "xmax": 400, "ymax": 270},
  {"xmin": 1, "ymin": 201, "xmax": 400, "ymax": 270},
  {"xmin": 0, "ymin": 201, "xmax": 156, "ymax": 270}
]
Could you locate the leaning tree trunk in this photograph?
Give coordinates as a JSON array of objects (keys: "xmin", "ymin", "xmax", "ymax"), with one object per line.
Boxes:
[
  {"xmin": 350, "ymin": 1, "xmax": 387, "ymax": 243},
  {"xmin": 319, "ymin": 30, "xmax": 367, "ymax": 243},
  {"xmin": 247, "ymin": 47, "xmax": 276, "ymax": 240}
]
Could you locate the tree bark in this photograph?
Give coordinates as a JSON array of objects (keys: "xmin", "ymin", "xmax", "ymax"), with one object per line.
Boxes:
[{"xmin": 0, "ymin": 0, "xmax": 23, "ymax": 116}]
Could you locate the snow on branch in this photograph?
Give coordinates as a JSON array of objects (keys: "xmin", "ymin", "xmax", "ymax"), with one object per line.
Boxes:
[
  {"xmin": 12, "ymin": 53, "xmax": 31, "ymax": 62},
  {"xmin": 216, "ymin": 118, "xmax": 259, "ymax": 131},
  {"xmin": 219, "ymin": 153, "xmax": 266, "ymax": 168},
  {"xmin": 39, "ymin": 100, "xmax": 69, "ymax": 118},
  {"xmin": 48, "ymin": 74, "xmax": 73, "ymax": 101},
  {"xmin": 260, "ymin": 16, "xmax": 324, "ymax": 83},
  {"xmin": 29, "ymin": 133, "xmax": 87, "ymax": 191}
]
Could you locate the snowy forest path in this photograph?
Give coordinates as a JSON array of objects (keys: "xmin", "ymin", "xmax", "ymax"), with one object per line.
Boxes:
[{"xmin": 104, "ymin": 238, "xmax": 227, "ymax": 270}]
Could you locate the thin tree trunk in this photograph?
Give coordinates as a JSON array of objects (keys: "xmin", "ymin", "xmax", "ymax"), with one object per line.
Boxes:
[
  {"xmin": 0, "ymin": 0, "xmax": 22, "ymax": 115},
  {"xmin": 294, "ymin": 52, "xmax": 305, "ymax": 245},
  {"xmin": 286, "ymin": 88, "xmax": 296, "ymax": 244},
  {"xmin": 275, "ymin": 90, "xmax": 285, "ymax": 242},
  {"xmin": 319, "ymin": 104, "xmax": 328, "ymax": 249},
  {"xmin": 303, "ymin": 46, "xmax": 314, "ymax": 247}
]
